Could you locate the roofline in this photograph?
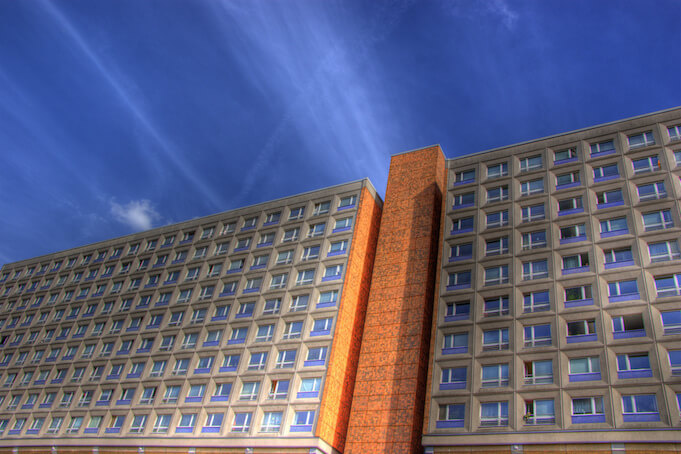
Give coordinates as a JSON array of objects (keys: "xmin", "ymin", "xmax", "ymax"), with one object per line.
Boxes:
[
  {"xmin": 447, "ymin": 105, "xmax": 681, "ymax": 161},
  {"xmin": 3, "ymin": 178, "xmax": 379, "ymax": 267}
]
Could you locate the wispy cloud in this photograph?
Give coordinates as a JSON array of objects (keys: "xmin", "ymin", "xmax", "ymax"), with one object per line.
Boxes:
[
  {"xmin": 40, "ymin": 1, "xmax": 227, "ymax": 211},
  {"xmin": 110, "ymin": 199, "xmax": 160, "ymax": 231},
  {"xmin": 208, "ymin": 1, "xmax": 415, "ymax": 202},
  {"xmin": 441, "ymin": 0, "xmax": 519, "ymax": 30}
]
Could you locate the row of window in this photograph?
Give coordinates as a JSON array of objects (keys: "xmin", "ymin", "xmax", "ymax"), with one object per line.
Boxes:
[
  {"xmin": 0, "ymin": 196, "xmax": 359, "ymax": 284},
  {"xmin": 0, "ymin": 317, "xmax": 335, "ymax": 367},
  {"xmin": 435, "ymin": 392, "xmax": 677, "ymax": 429},
  {"xmin": 452, "ymin": 132, "xmax": 681, "ymax": 185},
  {"xmin": 0, "ymin": 221, "xmax": 354, "ymax": 298},
  {"xmin": 0, "ymin": 289, "xmax": 339, "ymax": 339},
  {"xmin": 452, "ymin": 173, "xmax": 676, "ymax": 209},
  {"xmin": 441, "ymin": 310, "xmax": 681, "ymax": 354},
  {"xmin": 0, "ymin": 405, "xmax": 320, "ymax": 437},
  {"xmin": 449, "ymin": 238, "xmax": 679, "ymax": 269},
  {"xmin": 437, "ymin": 350, "xmax": 681, "ymax": 391},
  {"xmin": 0, "ymin": 261, "xmax": 346, "ymax": 319},
  {"xmin": 452, "ymin": 205, "xmax": 677, "ymax": 237}
]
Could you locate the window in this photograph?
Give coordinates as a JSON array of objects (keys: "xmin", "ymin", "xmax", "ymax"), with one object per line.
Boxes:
[
  {"xmin": 622, "ymin": 395, "xmax": 659, "ymax": 422},
  {"xmin": 67, "ymin": 416, "xmax": 83, "ymax": 433},
  {"xmin": 523, "ymin": 290, "xmax": 550, "ymax": 313},
  {"xmin": 177, "ymin": 414, "xmax": 196, "ymax": 432},
  {"xmin": 485, "ymin": 237, "xmax": 508, "ymax": 256},
  {"xmin": 560, "ymin": 223, "xmax": 586, "ymax": 243},
  {"xmin": 617, "ymin": 353, "xmax": 651, "ymax": 380},
  {"xmin": 299, "ymin": 377, "xmax": 322, "ymax": 398},
  {"xmin": 482, "ymin": 363, "xmax": 509, "ymax": 388},
  {"xmin": 486, "ymin": 210, "xmax": 509, "ymax": 228},
  {"xmin": 522, "ymin": 259, "xmax": 548, "ymax": 280},
  {"xmin": 232, "ymin": 413, "xmax": 252, "ymax": 433},
  {"xmin": 520, "ymin": 155, "xmax": 542, "ymax": 172},
  {"xmin": 213, "ymin": 383, "xmax": 232, "ymax": 401},
  {"xmin": 283, "ymin": 321, "xmax": 303, "ymax": 340},
  {"xmin": 565, "ymin": 285, "xmax": 593, "ymax": 306},
  {"xmin": 318, "ymin": 290, "xmax": 338, "ymax": 308},
  {"xmin": 333, "ymin": 217, "xmax": 353, "ymax": 231},
  {"xmin": 452, "ymin": 216, "xmax": 474, "ymax": 233},
  {"xmin": 203, "ymin": 413, "xmax": 224, "ymax": 433},
  {"xmin": 524, "ymin": 324, "xmax": 551, "ymax": 347},
  {"xmin": 569, "ymin": 357, "xmax": 601, "ymax": 381},
  {"xmin": 244, "ymin": 277, "xmax": 262, "ymax": 292},
  {"xmin": 450, "ymin": 243, "xmax": 473, "ymax": 261},
  {"xmin": 447, "ymin": 271, "xmax": 471, "ymax": 289},
  {"xmin": 612, "ymin": 314, "xmax": 645, "ymax": 338},
  {"xmin": 561, "ymin": 253, "xmax": 589, "ymax": 273},
  {"xmin": 290, "ymin": 294, "xmax": 309, "ymax": 311},
  {"xmin": 291, "ymin": 410, "xmax": 315, "ymax": 432},
  {"xmin": 437, "ymin": 404, "xmax": 465, "ymax": 428},
  {"xmin": 571, "ymin": 397, "xmax": 605, "ymax": 423},
  {"xmin": 229, "ymin": 327, "xmax": 248, "ymax": 344},
  {"xmin": 442, "ymin": 333, "xmax": 468, "ymax": 354},
  {"xmin": 311, "ymin": 317, "xmax": 333, "ymax": 336},
  {"xmin": 445, "ymin": 301, "xmax": 470, "ymax": 321},
  {"xmin": 600, "ymin": 216, "xmax": 628, "ymax": 237},
  {"xmin": 234, "ymin": 237, "xmax": 251, "ymax": 251},
  {"xmin": 172, "ymin": 357, "xmax": 190, "ymax": 375},
  {"xmin": 289, "ymin": 206, "xmax": 305, "ymax": 220},
  {"xmin": 633, "ymin": 156, "xmax": 660, "ymax": 174},
  {"xmin": 669, "ymin": 350, "xmax": 681, "ymax": 375},
  {"xmin": 329, "ymin": 240, "xmax": 348, "ymax": 255},
  {"xmin": 302, "ymin": 245, "xmax": 320, "ymax": 261},
  {"xmin": 152, "ymin": 414, "xmax": 171, "ymax": 434},
  {"xmin": 454, "ymin": 169, "xmax": 475, "ymax": 185},
  {"xmin": 643, "ymin": 209, "xmax": 674, "ymax": 231},
  {"xmin": 604, "ymin": 247, "xmax": 634, "ymax": 268},
  {"xmin": 567, "ymin": 319, "xmax": 597, "ymax": 343},
  {"xmin": 440, "ymin": 367, "xmax": 466, "ymax": 390},
  {"xmin": 261, "ymin": 412, "xmax": 283, "ymax": 433},
  {"xmin": 487, "ymin": 162, "xmax": 508, "ymax": 179},
  {"xmin": 521, "ymin": 204, "xmax": 545, "ymax": 222},
  {"xmin": 296, "ymin": 269, "xmax": 315, "ymax": 285},
  {"xmin": 607, "ymin": 279, "xmax": 639, "ymax": 303},
  {"xmin": 668, "ymin": 124, "xmax": 681, "ymax": 141},
  {"xmin": 655, "ymin": 274, "xmax": 681, "ymax": 297},
  {"xmin": 453, "ymin": 192, "xmax": 475, "ymax": 208},
  {"xmin": 554, "ymin": 147, "xmax": 577, "ymax": 164},
  {"xmin": 520, "ymin": 179, "xmax": 544, "ymax": 196},
  {"xmin": 524, "ymin": 399, "xmax": 555, "ymax": 425},
  {"xmin": 140, "ymin": 387, "xmax": 156, "ymax": 405},
  {"xmin": 590, "ymin": 140, "xmax": 615, "ymax": 157},
  {"xmin": 482, "ymin": 328, "xmax": 509, "ymax": 351},
  {"xmin": 628, "ymin": 131, "xmax": 655, "ymax": 148},
  {"xmin": 276, "ymin": 250, "xmax": 293, "ymax": 265},
  {"xmin": 269, "ymin": 379, "xmax": 290, "ymax": 399},
  {"xmin": 269, "ymin": 273, "xmax": 288, "ymax": 289},
  {"xmin": 556, "ymin": 171, "xmax": 580, "ymax": 189},
  {"xmin": 313, "ymin": 201, "xmax": 330, "ymax": 216},
  {"xmin": 648, "ymin": 240, "xmax": 681, "ymax": 262},
  {"xmin": 596, "ymin": 189, "xmax": 624, "ymax": 208},
  {"xmin": 276, "ymin": 349, "xmax": 297, "ymax": 368},
  {"xmin": 486, "ymin": 186, "xmax": 508, "ymax": 203},
  {"xmin": 282, "ymin": 227, "xmax": 299, "ymax": 242},
  {"xmin": 255, "ymin": 324, "xmax": 274, "ymax": 342},
  {"xmin": 483, "ymin": 296, "xmax": 509, "ymax": 317},
  {"xmin": 558, "ymin": 196, "xmax": 583, "ymax": 214},
  {"xmin": 524, "ymin": 360, "xmax": 552, "ymax": 384},
  {"xmin": 484, "ymin": 265, "xmax": 509, "ymax": 286},
  {"xmin": 221, "ymin": 354, "xmax": 240, "ymax": 372},
  {"xmin": 305, "ymin": 346, "xmax": 327, "ymax": 366},
  {"xmin": 338, "ymin": 195, "xmax": 357, "ymax": 209},
  {"xmin": 637, "ymin": 181, "xmax": 666, "ymax": 201},
  {"xmin": 521, "ymin": 230, "xmax": 547, "ymax": 250},
  {"xmin": 661, "ymin": 310, "xmax": 681, "ymax": 335}
]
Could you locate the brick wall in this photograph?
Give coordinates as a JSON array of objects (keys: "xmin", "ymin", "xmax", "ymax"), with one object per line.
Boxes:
[
  {"xmin": 316, "ymin": 185, "xmax": 383, "ymax": 451},
  {"xmin": 345, "ymin": 147, "xmax": 446, "ymax": 454}
]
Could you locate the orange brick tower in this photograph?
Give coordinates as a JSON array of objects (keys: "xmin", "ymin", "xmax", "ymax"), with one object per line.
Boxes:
[{"xmin": 345, "ymin": 146, "xmax": 447, "ymax": 453}]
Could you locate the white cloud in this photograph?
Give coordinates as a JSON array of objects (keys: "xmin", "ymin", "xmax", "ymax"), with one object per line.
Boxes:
[
  {"xmin": 442, "ymin": 0, "xmax": 519, "ymax": 30},
  {"xmin": 110, "ymin": 199, "xmax": 160, "ymax": 231}
]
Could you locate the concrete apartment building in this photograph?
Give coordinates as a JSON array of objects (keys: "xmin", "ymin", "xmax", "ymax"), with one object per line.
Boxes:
[{"xmin": 0, "ymin": 107, "xmax": 680, "ymax": 454}]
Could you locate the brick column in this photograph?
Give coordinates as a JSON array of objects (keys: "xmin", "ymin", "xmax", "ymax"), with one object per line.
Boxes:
[{"xmin": 345, "ymin": 146, "xmax": 446, "ymax": 454}]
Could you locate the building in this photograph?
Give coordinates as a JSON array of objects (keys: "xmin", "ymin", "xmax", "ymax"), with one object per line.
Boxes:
[{"xmin": 0, "ymin": 107, "xmax": 680, "ymax": 454}]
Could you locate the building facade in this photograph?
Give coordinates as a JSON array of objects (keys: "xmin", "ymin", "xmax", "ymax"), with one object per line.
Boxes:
[{"xmin": 1, "ymin": 108, "xmax": 681, "ymax": 453}]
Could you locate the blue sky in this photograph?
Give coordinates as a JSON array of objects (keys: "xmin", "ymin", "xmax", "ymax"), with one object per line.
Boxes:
[{"xmin": 1, "ymin": 0, "xmax": 679, "ymax": 264}]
